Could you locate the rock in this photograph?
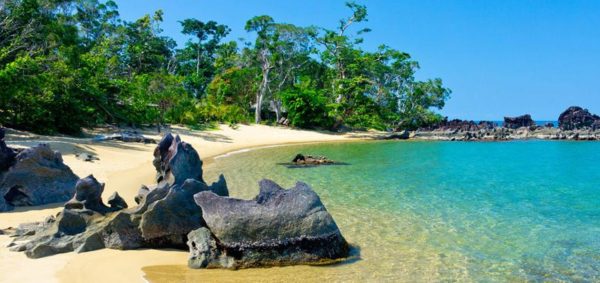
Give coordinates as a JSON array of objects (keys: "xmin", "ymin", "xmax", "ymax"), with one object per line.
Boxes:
[
  {"xmin": 558, "ymin": 106, "xmax": 600, "ymax": 130},
  {"xmin": 139, "ymin": 179, "xmax": 209, "ymax": 247},
  {"xmin": 0, "ymin": 128, "xmax": 17, "ymax": 171},
  {"xmin": 93, "ymin": 131, "xmax": 156, "ymax": 144},
  {"xmin": 187, "ymin": 227, "xmax": 232, "ymax": 269},
  {"xmin": 9, "ymin": 135, "xmax": 230, "ymax": 258},
  {"xmin": 64, "ymin": 175, "xmax": 113, "ymax": 213},
  {"xmin": 383, "ymin": 130, "xmax": 410, "ymax": 140},
  {"xmin": 292, "ymin": 154, "xmax": 335, "ymax": 165},
  {"xmin": 545, "ymin": 122, "xmax": 554, "ymax": 128},
  {"xmin": 0, "ymin": 144, "xmax": 79, "ymax": 212},
  {"xmin": 153, "ymin": 134, "xmax": 203, "ymax": 185},
  {"xmin": 107, "ymin": 192, "xmax": 128, "ymax": 210},
  {"xmin": 503, "ymin": 114, "xmax": 535, "ymax": 129},
  {"xmin": 191, "ymin": 179, "xmax": 350, "ymax": 269},
  {"xmin": 75, "ymin": 153, "xmax": 99, "ymax": 162}
]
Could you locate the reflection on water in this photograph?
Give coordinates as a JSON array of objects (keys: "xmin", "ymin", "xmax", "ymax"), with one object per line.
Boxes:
[{"xmin": 144, "ymin": 140, "xmax": 600, "ymax": 282}]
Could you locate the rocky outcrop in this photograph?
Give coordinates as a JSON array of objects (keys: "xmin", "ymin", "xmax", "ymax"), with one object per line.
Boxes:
[
  {"xmin": 0, "ymin": 142, "xmax": 79, "ymax": 212},
  {"xmin": 93, "ymin": 131, "xmax": 156, "ymax": 144},
  {"xmin": 8, "ymin": 134, "xmax": 229, "ymax": 258},
  {"xmin": 292, "ymin": 154, "xmax": 335, "ymax": 165},
  {"xmin": 503, "ymin": 114, "xmax": 535, "ymax": 129},
  {"xmin": 189, "ymin": 179, "xmax": 349, "ymax": 269},
  {"xmin": 423, "ymin": 119, "xmax": 497, "ymax": 132},
  {"xmin": 558, "ymin": 106, "xmax": 600, "ymax": 130}
]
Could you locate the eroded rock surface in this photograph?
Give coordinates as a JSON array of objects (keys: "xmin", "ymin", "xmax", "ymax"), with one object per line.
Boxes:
[
  {"xmin": 0, "ymin": 140, "xmax": 79, "ymax": 212},
  {"xmin": 558, "ymin": 106, "xmax": 600, "ymax": 130},
  {"xmin": 503, "ymin": 114, "xmax": 535, "ymax": 129},
  {"xmin": 8, "ymin": 134, "xmax": 229, "ymax": 257},
  {"xmin": 190, "ymin": 179, "xmax": 350, "ymax": 269}
]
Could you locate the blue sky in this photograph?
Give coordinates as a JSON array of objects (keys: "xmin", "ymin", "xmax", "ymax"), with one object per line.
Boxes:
[{"xmin": 115, "ymin": 0, "xmax": 600, "ymax": 120}]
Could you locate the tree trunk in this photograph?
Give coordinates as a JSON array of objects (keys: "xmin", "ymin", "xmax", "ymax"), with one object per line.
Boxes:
[{"xmin": 255, "ymin": 49, "xmax": 271, "ymax": 124}]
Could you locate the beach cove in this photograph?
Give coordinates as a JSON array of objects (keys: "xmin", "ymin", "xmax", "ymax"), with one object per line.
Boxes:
[{"xmin": 1, "ymin": 125, "xmax": 599, "ymax": 282}]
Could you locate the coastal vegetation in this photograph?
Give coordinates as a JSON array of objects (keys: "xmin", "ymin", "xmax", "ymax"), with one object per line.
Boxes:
[{"xmin": 0, "ymin": 0, "xmax": 450, "ymax": 135}]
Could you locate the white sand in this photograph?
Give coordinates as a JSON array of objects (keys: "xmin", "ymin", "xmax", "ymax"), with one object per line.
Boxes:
[{"xmin": 0, "ymin": 124, "xmax": 376, "ymax": 283}]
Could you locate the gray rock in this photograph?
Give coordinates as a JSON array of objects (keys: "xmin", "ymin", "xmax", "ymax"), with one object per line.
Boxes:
[
  {"xmin": 191, "ymin": 179, "xmax": 349, "ymax": 269},
  {"xmin": 64, "ymin": 175, "xmax": 112, "ymax": 213},
  {"xmin": 187, "ymin": 227, "xmax": 234, "ymax": 269},
  {"xmin": 107, "ymin": 192, "xmax": 128, "ymax": 210},
  {"xmin": 0, "ymin": 143, "xmax": 79, "ymax": 212},
  {"xmin": 10, "ymin": 136, "xmax": 230, "ymax": 258}
]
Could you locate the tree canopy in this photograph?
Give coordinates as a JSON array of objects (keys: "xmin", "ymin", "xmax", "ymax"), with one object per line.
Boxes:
[{"xmin": 0, "ymin": 0, "xmax": 450, "ymax": 135}]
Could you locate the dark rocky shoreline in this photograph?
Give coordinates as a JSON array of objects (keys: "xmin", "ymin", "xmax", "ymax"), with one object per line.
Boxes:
[
  {"xmin": 3, "ymin": 134, "xmax": 351, "ymax": 269},
  {"xmin": 389, "ymin": 106, "xmax": 600, "ymax": 141}
]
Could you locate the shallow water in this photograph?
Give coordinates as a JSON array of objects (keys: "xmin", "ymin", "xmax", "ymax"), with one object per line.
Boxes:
[{"xmin": 145, "ymin": 140, "xmax": 600, "ymax": 282}]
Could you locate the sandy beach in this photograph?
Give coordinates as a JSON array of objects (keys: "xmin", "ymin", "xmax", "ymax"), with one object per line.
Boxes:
[{"xmin": 0, "ymin": 124, "xmax": 374, "ymax": 283}]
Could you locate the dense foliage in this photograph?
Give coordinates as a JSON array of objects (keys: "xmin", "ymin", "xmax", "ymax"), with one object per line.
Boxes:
[{"xmin": 0, "ymin": 0, "xmax": 450, "ymax": 134}]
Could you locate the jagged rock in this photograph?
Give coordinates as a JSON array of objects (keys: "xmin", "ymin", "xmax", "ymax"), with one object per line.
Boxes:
[
  {"xmin": 191, "ymin": 179, "xmax": 350, "ymax": 269},
  {"xmin": 64, "ymin": 175, "xmax": 112, "ymax": 213},
  {"xmin": 558, "ymin": 106, "xmax": 600, "ymax": 130},
  {"xmin": 292, "ymin": 154, "xmax": 335, "ymax": 165},
  {"xmin": 187, "ymin": 227, "xmax": 233, "ymax": 269},
  {"xmin": 107, "ymin": 192, "xmax": 127, "ymax": 210},
  {"xmin": 503, "ymin": 114, "xmax": 535, "ymax": 129},
  {"xmin": 421, "ymin": 118, "xmax": 497, "ymax": 132},
  {"xmin": 140, "ymin": 179, "xmax": 208, "ymax": 247},
  {"xmin": 0, "ymin": 143, "xmax": 79, "ymax": 212},
  {"xmin": 152, "ymin": 134, "xmax": 203, "ymax": 185},
  {"xmin": 9, "ymin": 135, "xmax": 229, "ymax": 258}
]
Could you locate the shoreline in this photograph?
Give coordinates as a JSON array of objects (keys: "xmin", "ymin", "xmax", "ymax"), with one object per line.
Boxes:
[{"xmin": 0, "ymin": 124, "xmax": 379, "ymax": 283}]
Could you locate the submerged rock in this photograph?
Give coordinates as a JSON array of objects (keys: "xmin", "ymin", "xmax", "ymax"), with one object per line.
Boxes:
[
  {"xmin": 8, "ymin": 134, "xmax": 229, "ymax": 257},
  {"xmin": 558, "ymin": 106, "xmax": 600, "ymax": 130},
  {"xmin": 503, "ymin": 114, "xmax": 535, "ymax": 129},
  {"xmin": 190, "ymin": 179, "xmax": 350, "ymax": 269},
  {"xmin": 292, "ymin": 154, "xmax": 335, "ymax": 165},
  {"xmin": 0, "ymin": 143, "xmax": 79, "ymax": 212}
]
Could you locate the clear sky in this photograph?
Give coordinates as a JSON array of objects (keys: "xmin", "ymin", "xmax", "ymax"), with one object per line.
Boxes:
[{"xmin": 114, "ymin": 0, "xmax": 600, "ymax": 120}]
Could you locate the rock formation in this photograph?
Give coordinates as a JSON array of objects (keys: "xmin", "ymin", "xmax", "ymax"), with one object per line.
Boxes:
[
  {"xmin": 503, "ymin": 114, "xmax": 535, "ymax": 129},
  {"xmin": 8, "ymin": 133, "xmax": 351, "ymax": 269},
  {"xmin": 189, "ymin": 179, "xmax": 349, "ymax": 269},
  {"xmin": 292, "ymin": 154, "xmax": 335, "ymax": 165},
  {"xmin": 558, "ymin": 106, "xmax": 600, "ymax": 130},
  {"xmin": 0, "ymin": 128, "xmax": 16, "ymax": 171},
  {"xmin": 8, "ymin": 134, "xmax": 229, "ymax": 257},
  {"xmin": 0, "ymin": 137, "xmax": 79, "ymax": 212}
]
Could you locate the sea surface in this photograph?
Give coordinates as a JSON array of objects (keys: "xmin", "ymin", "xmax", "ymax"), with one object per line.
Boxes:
[{"xmin": 146, "ymin": 140, "xmax": 600, "ymax": 282}]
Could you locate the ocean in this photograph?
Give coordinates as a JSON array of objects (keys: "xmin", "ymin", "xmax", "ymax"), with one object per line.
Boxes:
[{"xmin": 151, "ymin": 140, "xmax": 600, "ymax": 281}]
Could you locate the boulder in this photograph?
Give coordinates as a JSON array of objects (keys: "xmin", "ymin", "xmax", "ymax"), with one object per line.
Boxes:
[
  {"xmin": 9, "ymin": 135, "xmax": 230, "ymax": 258},
  {"xmin": 0, "ymin": 144, "xmax": 79, "ymax": 212},
  {"xmin": 558, "ymin": 106, "xmax": 600, "ymax": 130},
  {"xmin": 153, "ymin": 134, "xmax": 203, "ymax": 185},
  {"xmin": 64, "ymin": 175, "xmax": 112, "ymax": 213},
  {"xmin": 503, "ymin": 114, "xmax": 535, "ymax": 129},
  {"xmin": 191, "ymin": 179, "xmax": 349, "ymax": 269}
]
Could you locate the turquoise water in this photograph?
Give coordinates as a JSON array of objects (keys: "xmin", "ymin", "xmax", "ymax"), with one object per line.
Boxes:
[{"xmin": 202, "ymin": 141, "xmax": 600, "ymax": 282}]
